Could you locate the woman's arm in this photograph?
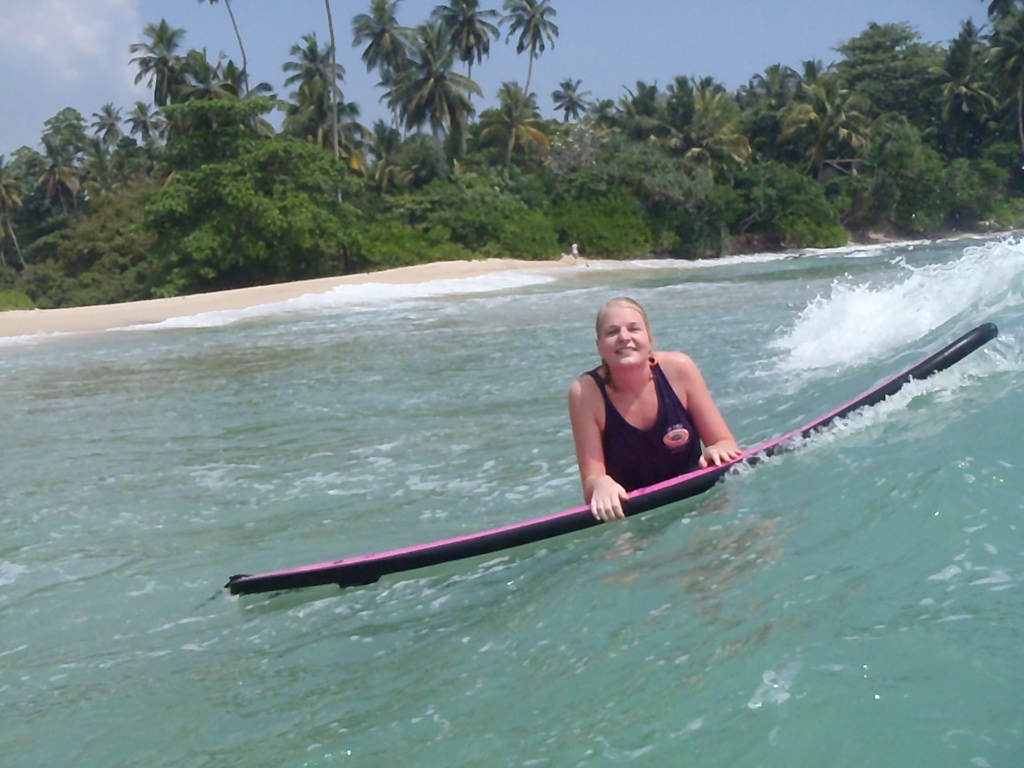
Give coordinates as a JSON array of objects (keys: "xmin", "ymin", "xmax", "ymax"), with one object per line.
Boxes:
[{"xmin": 568, "ymin": 376, "xmax": 630, "ymax": 520}]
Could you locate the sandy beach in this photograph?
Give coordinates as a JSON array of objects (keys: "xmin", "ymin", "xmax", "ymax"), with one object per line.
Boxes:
[{"xmin": 0, "ymin": 256, "xmax": 586, "ymax": 339}]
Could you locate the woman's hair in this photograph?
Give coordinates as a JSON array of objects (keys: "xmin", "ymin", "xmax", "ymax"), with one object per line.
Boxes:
[{"xmin": 595, "ymin": 297, "xmax": 654, "ymax": 384}]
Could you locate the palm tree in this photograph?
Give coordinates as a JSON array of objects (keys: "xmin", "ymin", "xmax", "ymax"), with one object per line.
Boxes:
[
  {"xmin": 126, "ymin": 102, "xmax": 164, "ymax": 145},
  {"xmin": 352, "ymin": 0, "xmax": 411, "ymax": 90},
  {"xmin": 986, "ymin": 0, "xmax": 1019, "ymax": 20},
  {"xmin": 800, "ymin": 59, "xmax": 828, "ymax": 85},
  {"xmin": 747, "ymin": 63, "xmax": 798, "ymax": 111},
  {"xmin": 617, "ymin": 80, "xmax": 667, "ymax": 141},
  {"xmin": 221, "ymin": 60, "xmax": 275, "ymax": 102},
  {"xmin": 683, "ymin": 79, "xmax": 752, "ymax": 178},
  {"xmin": 197, "ymin": 0, "xmax": 248, "ymax": 92},
  {"xmin": 931, "ymin": 20, "xmax": 997, "ymax": 154},
  {"xmin": 663, "ymin": 75, "xmax": 696, "ymax": 133},
  {"xmin": 389, "ymin": 21, "xmax": 481, "ymax": 139},
  {"xmin": 82, "ymin": 137, "xmax": 120, "ymax": 198},
  {"xmin": 781, "ymin": 76, "xmax": 870, "ymax": 176},
  {"xmin": 284, "ymin": 79, "xmax": 368, "ymax": 170},
  {"xmin": 353, "ymin": 0, "xmax": 412, "ymax": 128},
  {"xmin": 90, "ymin": 103, "xmax": 124, "ymax": 149},
  {"xmin": 175, "ymin": 49, "xmax": 237, "ymax": 103},
  {"xmin": 502, "ymin": 0, "xmax": 558, "ymax": 95},
  {"xmin": 324, "ymin": 0, "xmax": 341, "ymax": 162},
  {"xmin": 368, "ymin": 119, "xmax": 404, "ymax": 192},
  {"xmin": 283, "ymin": 33, "xmax": 353, "ymax": 163},
  {"xmin": 433, "ymin": 0, "xmax": 500, "ymax": 79},
  {"xmin": 36, "ymin": 136, "xmax": 80, "ymax": 213},
  {"xmin": 129, "ymin": 19, "xmax": 186, "ymax": 107},
  {"xmin": 738, "ymin": 64, "xmax": 798, "ymax": 159},
  {"xmin": 283, "ymin": 33, "xmax": 344, "ymax": 111},
  {"xmin": 551, "ymin": 77, "xmax": 590, "ymax": 121},
  {"xmin": 988, "ymin": 7, "xmax": 1024, "ymax": 159},
  {"xmin": 479, "ymin": 81, "xmax": 549, "ymax": 174},
  {"xmin": 0, "ymin": 155, "xmax": 26, "ymax": 269}
]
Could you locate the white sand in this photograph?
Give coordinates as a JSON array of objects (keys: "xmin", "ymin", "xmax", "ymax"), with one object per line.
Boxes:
[{"xmin": 0, "ymin": 256, "xmax": 588, "ymax": 338}]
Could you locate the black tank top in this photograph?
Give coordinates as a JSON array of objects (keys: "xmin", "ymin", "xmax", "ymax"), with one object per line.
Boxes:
[{"xmin": 586, "ymin": 362, "xmax": 703, "ymax": 491}]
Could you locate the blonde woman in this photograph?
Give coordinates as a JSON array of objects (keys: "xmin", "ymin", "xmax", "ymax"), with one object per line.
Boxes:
[{"xmin": 568, "ymin": 297, "xmax": 741, "ymax": 522}]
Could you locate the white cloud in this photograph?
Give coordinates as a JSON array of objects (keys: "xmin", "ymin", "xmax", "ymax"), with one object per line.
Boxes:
[
  {"xmin": 0, "ymin": 0, "xmax": 137, "ymax": 83},
  {"xmin": 0, "ymin": 0, "xmax": 145, "ymax": 153}
]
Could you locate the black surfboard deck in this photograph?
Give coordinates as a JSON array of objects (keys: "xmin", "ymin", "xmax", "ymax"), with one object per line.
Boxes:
[{"xmin": 226, "ymin": 323, "xmax": 998, "ymax": 596}]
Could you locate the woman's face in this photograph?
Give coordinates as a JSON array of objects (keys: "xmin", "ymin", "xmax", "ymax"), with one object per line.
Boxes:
[{"xmin": 596, "ymin": 303, "xmax": 653, "ymax": 368}]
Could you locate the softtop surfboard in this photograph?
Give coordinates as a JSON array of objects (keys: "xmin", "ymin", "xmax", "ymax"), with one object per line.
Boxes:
[{"xmin": 226, "ymin": 322, "xmax": 998, "ymax": 596}]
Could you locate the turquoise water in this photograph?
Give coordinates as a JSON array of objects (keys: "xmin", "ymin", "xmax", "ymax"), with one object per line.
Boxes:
[{"xmin": 2, "ymin": 237, "xmax": 1022, "ymax": 767}]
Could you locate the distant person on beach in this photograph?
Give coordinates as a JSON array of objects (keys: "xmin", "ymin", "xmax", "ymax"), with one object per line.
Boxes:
[{"xmin": 568, "ymin": 296, "xmax": 742, "ymax": 522}]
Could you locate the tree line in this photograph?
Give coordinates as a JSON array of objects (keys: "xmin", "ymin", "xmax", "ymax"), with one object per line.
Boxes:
[{"xmin": 1, "ymin": 0, "xmax": 1023, "ymax": 310}]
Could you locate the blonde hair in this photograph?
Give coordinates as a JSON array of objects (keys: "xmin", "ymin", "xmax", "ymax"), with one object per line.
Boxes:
[{"xmin": 595, "ymin": 297, "xmax": 655, "ymax": 384}]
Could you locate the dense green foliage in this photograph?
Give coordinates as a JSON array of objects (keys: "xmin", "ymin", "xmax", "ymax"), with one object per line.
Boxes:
[{"xmin": 3, "ymin": 3, "xmax": 1024, "ymax": 308}]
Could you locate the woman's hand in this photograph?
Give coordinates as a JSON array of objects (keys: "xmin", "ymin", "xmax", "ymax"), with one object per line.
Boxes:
[
  {"xmin": 589, "ymin": 475, "xmax": 630, "ymax": 522},
  {"xmin": 700, "ymin": 441, "xmax": 743, "ymax": 467}
]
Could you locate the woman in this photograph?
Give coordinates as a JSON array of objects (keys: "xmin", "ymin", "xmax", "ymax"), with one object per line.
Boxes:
[{"xmin": 568, "ymin": 297, "xmax": 741, "ymax": 522}]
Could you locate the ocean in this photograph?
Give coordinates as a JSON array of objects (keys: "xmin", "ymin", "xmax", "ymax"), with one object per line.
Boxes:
[{"xmin": 2, "ymin": 236, "xmax": 1022, "ymax": 767}]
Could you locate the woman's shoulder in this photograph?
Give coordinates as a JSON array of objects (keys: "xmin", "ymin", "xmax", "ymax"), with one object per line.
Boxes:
[
  {"xmin": 655, "ymin": 350, "xmax": 698, "ymax": 373},
  {"xmin": 569, "ymin": 369, "xmax": 601, "ymax": 396}
]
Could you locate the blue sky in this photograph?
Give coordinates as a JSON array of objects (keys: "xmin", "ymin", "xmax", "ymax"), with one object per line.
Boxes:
[{"xmin": 0, "ymin": 0, "xmax": 987, "ymax": 157}]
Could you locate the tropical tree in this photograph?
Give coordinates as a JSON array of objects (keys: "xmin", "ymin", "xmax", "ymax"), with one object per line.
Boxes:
[
  {"xmin": 479, "ymin": 81, "xmax": 549, "ymax": 173},
  {"xmin": 37, "ymin": 135, "xmax": 80, "ymax": 213},
  {"xmin": 931, "ymin": 20, "xmax": 998, "ymax": 156},
  {"xmin": 325, "ymin": 0, "xmax": 340, "ymax": 162},
  {"xmin": 221, "ymin": 59, "xmax": 274, "ymax": 102},
  {"xmin": 551, "ymin": 77, "xmax": 590, "ymax": 121},
  {"xmin": 663, "ymin": 76, "xmax": 696, "ymax": 134},
  {"xmin": 197, "ymin": 0, "xmax": 248, "ymax": 92},
  {"xmin": 41, "ymin": 108, "xmax": 89, "ymax": 160},
  {"xmin": 283, "ymin": 33, "xmax": 344, "ymax": 117},
  {"xmin": 502, "ymin": 0, "xmax": 558, "ymax": 95},
  {"xmin": 781, "ymin": 76, "xmax": 871, "ymax": 177},
  {"xmin": 126, "ymin": 102, "xmax": 164, "ymax": 145},
  {"xmin": 389, "ymin": 21, "xmax": 481, "ymax": 140},
  {"xmin": 129, "ymin": 19, "xmax": 186, "ymax": 107},
  {"xmin": 985, "ymin": 0, "xmax": 1021, "ymax": 20},
  {"xmin": 988, "ymin": 7, "xmax": 1024, "ymax": 159},
  {"xmin": 90, "ymin": 103, "xmax": 124, "ymax": 149},
  {"xmin": 367, "ymin": 119, "xmax": 405, "ymax": 192},
  {"xmin": 353, "ymin": 0, "xmax": 412, "ymax": 130},
  {"xmin": 81, "ymin": 137, "xmax": 121, "ymax": 198},
  {"xmin": 835, "ymin": 22, "xmax": 942, "ymax": 131},
  {"xmin": 682, "ymin": 79, "xmax": 751, "ymax": 179},
  {"xmin": 0, "ymin": 155, "xmax": 26, "ymax": 268},
  {"xmin": 433, "ymin": 0, "xmax": 500, "ymax": 79},
  {"xmin": 174, "ymin": 49, "xmax": 236, "ymax": 103},
  {"xmin": 616, "ymin": 81, "xmax": 667, "ymax": 142},
  {"xmin": 353, "ymin": 0, "xmax": 412, "ymax": 114},
  {"xmin": 740, "ymin": 64, "xmax": 799, "ymax": 160}
]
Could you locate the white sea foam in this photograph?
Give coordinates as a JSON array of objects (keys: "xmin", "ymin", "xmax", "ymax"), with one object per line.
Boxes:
[
  {"xmin": 747, "ymin": 658, "xmax": 802, "ymax": 709},
  {"xmin": 119, "ymin": 270, "xmax": 562, "ymax": 331},
  {"xmin": 770, "ymin": 237, "xmax": 1024, "ymax": 374},
  {"xmin": 0, "ymin": 561, "xmax": 28, "ymax": 586}
]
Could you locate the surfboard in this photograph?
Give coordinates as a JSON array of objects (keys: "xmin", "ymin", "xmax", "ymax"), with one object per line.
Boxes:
[{"xmin": 226, "ymin": 322, "xmax": 998, "ymax": 596}]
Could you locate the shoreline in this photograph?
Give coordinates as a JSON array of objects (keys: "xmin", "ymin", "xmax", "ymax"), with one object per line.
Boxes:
[
  {"xmin": 1, "ymin": 228, "xmax": 1011, "ymax": 340},
  {"xmin": 0, "ymin": 256, "xmax": 586, "ymax": 339}
]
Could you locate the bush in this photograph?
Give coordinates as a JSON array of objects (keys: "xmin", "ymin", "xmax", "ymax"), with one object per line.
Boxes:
[
  {"xmin": 0, "ymin": 289, "xmax": 34, "ymax": 310},
  {"xmin": 386, "ymin": 174, "xmax": 560, "ymax": 260},
  {"xmin": 550, "ymin": 188, "xmax": 654, "ymax": 258},
  {"xmin": 861, "ymin": 120, "xmax": 946, "ymax": 234},
  {"xmin": 352, "ymin": 219, "xmax": 475, "ymax": 272},
  {"xmin": 734, "ymin": 163, "xmax": 846, "ymax": 249}
]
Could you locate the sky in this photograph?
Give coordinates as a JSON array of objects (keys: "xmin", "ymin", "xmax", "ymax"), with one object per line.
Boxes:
[{"xmin": 0, "ymin": 0, "xmax": 988, "ymax": 158}]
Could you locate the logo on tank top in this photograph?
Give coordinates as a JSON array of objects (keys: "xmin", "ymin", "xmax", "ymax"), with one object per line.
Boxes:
[{"xmin": 663, "ymin": 424, "xmax": 691, "ymax": 451}]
